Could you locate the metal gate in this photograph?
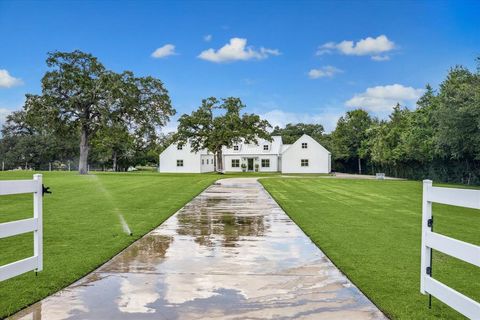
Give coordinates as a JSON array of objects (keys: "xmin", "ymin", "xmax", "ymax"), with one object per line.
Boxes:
[
  {"xmin": 0, "ymin": 174, "xmax": 44, "ymax": 281},
  {"xmin": 420, "ymin": 180, "xmax": 480, "ymax": 319}
]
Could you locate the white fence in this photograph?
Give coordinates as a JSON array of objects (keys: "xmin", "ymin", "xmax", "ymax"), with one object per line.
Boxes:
[
  {"xmin": 421, "ymin": 180, "xmax": 480, "ymax": 319},
  {"xmin": 0, "ymin": 174, "xmax": 43, "ymax": 282}
]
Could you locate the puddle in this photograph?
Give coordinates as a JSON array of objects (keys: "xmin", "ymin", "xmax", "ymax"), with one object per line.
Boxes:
[{"xmin": 10, "ymin": 178, "xmax": 386, "ymax": 320}]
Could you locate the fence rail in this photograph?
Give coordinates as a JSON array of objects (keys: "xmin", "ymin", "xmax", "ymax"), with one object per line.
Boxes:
[
  {"xmin": 420, "ymin": 180, "xmax": 480, "ymax": 319},
  {"xmin": 0, "ymin": 174, "xmax": 43, "ymax": 282}
]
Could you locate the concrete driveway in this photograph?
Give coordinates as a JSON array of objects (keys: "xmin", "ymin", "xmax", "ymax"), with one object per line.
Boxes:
[{"xmin": 11, "ymin": 178, "xmax": 386, "ymax": 320}]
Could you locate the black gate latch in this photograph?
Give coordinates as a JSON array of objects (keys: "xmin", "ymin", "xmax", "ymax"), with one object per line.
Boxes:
[
  {"xmin": 42, "ymin": 184, "xmax": 52, "ymax": 196},
  {"xmin": 427, "ymin": 218, "xmax": 433, "ymax": 228}
]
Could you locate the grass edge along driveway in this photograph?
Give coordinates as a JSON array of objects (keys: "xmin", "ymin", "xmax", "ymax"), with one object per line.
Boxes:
[
  {"xmin": 0, "ymin": 171, "xmax": 222, "ymax": 318},
  {"xmin": 260, "ymin": 177, "xmax": 479, "ymax": 320}
]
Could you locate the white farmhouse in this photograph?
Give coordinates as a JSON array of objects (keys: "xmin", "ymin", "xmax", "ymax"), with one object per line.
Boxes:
[
  {"xmin": 158, "ymin": 134, "xmax": 331, "ymax": 174},
  {"xmin": 159, "ymin": 141, "xmax": 215, "ymax": 173}
]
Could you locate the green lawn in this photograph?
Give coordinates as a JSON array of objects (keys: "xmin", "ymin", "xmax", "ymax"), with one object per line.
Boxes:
[
  {"xmin": 260, "ymin": 178, "xmax": 479, "ymax": 319},
  {"xmin": 0, "ymin": 171, "xmax": 222, "ymax": 318}
]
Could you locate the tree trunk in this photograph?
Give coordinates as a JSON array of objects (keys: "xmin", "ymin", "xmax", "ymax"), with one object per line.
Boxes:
[
  {"xmin": 216, "ymin": 149, "xmax": 223, "ymax": 173},
  {"xmin": 213, "ymin": 153, "xmax": 217, "ymax": 172},
  {"xmin": 358, "ymin": 157, "xmax": 362, "ymax": 175},
  {"xmin": 79, "ymin": 127, "xmax": 89, "ymax": 174},
  {"xmin": 112, "ymin": 151, "xmax": 117, "ymax": 172}
]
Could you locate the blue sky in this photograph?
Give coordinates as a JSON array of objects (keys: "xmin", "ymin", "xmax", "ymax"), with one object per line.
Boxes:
[{"xmin": 1, "ymin": 0, "xmax": 479, "ymax": 132}]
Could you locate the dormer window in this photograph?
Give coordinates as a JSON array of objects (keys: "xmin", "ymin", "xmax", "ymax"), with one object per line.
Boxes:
[
  {"xmin": 233, "ymin": 145, "xmax": 239, "ymax": 151},
  {"xmin": 177, "ymin": 144, "xmax": 183, "ymax": 150},
  {"xmin": 263, "ymin": 145, "xmax": 269, "ymax": 151},
  {"xmin": 301, "ymin": 142, "xmax": 308, "ymax": 149}
]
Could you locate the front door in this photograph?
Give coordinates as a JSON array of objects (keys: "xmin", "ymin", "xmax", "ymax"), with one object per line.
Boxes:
[{"xmin": 247, "ymin": 158, "xmax": 254, "ymax": 171}]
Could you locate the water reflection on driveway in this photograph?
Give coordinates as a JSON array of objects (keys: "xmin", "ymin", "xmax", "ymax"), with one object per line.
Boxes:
[{"xmin": 11, "ymin": 178, "xmax": 386, "ymax": 320}]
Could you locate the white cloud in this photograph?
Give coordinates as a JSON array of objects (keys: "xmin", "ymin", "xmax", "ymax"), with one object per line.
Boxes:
[
  {"xmin": 317, "ymin": 35, "xmax": 395, "ymax": 61},
  {"xmin": 0, "ymin": 69, "xmax": 23, "ymax": 88},
  {"xmin": 198, "ymin": 38, "xmax": 280, "ymax": 63},
  {"xmin": 204, "ymin": 34, "xmax": 212, "ymax": 42},
  {"xmin": 308, "ymin": 66, "xmax": 342, "ymax": 79},
  {"xmin": 151, "ymin": 44, "xmax": 177, "ymax": 58},
  {"xmin": 345, "ymin": 84, "xmax": 424, "ymax": 112},
  {"xmin": 260, "ymin": 109, "xmax": 342, "ymax": 133}
]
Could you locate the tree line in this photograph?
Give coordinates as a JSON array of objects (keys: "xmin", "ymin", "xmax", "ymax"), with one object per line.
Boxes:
[
  {"xmin": 273, "ymin": 57, "xmax": 480, "ymax": 184},
  {"xmin": 1, "ymin": 51, "xmax": 478, "ymax": 184}
]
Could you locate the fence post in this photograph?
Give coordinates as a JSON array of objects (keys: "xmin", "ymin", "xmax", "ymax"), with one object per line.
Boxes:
[
  {"xmin": 420, "ymin": 180, "xmax": 432, "ymax": 294},
  {"xmin": 33, "ymin": 174, "xmax": 43, "ymax": 272}
]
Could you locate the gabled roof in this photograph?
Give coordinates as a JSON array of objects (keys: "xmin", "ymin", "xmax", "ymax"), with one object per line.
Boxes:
[
  {"xmin": 223, "ymin": 136, "xmax": 283, "ymax": 155},
  {"xmin": 281, "ymin": 144, "xmax": 292, "ymax": 153},
  {"xmin": 281, "ymin": 134, "xmax": 331, "ymax": 154}
]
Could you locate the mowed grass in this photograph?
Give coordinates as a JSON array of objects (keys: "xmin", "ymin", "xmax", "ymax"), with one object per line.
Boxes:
[
  {"xmin": 260, "ymin": 178, "xmax": 479, "ymax": 320},
  {"xmin": 0, "ymin": 171, "xmax": 221, "ymax": 318}
]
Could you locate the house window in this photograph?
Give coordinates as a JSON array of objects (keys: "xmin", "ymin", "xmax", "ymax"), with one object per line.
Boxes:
[
  {"xmin": 177, "ymin": 160, "xmax": 184, "ymax": 167},
  {"xmin": 177, "ymin": 144, "xmax": 183, "ymax": 150},
  {"xmin": 301, "ymin": 142, "xmax": 308, "ymax": 149},
  {"xmin": 232, "ymin": 159, "xmax": 240, "ymax": 168},
  {"xmin": 263, "ymin": 145, "xmax": 269, "ymax": 151},
  {"xmin": 206, "ymin": 159, "xmax": 209, "ymax": 165},
  {"xmin": 233, "ymin": 145, "xmax": 239, "ymax": 151},
  {"xmin": 301, "ymin": 159, "xmax": 309, "ymax": 167},
  {"xmin": 261, "ymin": 159, "xmax": 270, "ymax": 168},
  {"xmin": 202, "ymin": 159, "xmax": 204, "ymax": 165}
]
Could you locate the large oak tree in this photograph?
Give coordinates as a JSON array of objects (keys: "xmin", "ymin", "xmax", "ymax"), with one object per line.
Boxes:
[
  {"xmin": 175, "ymin": 97, "xmax": 271, "ymax": 172},
  {"xmin": 20, "ymin": 50, "xmax": 174, "ymax": 174}
]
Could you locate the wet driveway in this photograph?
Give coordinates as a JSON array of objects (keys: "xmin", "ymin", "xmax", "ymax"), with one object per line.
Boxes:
[{"xmin": 11, "ymin": 178, "xmax": 386, "ymax": 320}]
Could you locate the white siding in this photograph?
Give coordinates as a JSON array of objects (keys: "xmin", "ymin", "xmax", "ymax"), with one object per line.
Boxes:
[
  {"xmin": 224, "ymin": 155, "xmax": 243, "ymax": 172},
  {"xmin": 224, "ymin": 155, "xmax": 279, "ymax": 172},
  {"xmin": 158, "ymin": 134, "xmax": 329, "ymax": 174},
  {"xmin": 281, "ymin": 135, "xmax": 331, "ymax": 174},
  {"xmin": 159, "ymin": 142, "xmax": 213, "ymax": 173},
  {"xmin": 200, "ymin": 155, "xmax": 215, "ymax": 173}
]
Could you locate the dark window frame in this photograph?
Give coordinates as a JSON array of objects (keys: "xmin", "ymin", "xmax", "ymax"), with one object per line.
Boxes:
[{"xmin": 261, "ymin": 159, "xmax": 270, "ymax": 168}]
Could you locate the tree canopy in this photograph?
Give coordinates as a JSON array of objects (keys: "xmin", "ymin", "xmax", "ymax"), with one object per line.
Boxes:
[
  {"xmin": 271, "ymin": 123, "xmax": 324, "ymax": 144},
  {"xmin": 175, "ymin": 97, "xmax": 271, "ymax": 172},
  {"xmin": 2, "ymin": 50, "xmax": 175, "ymax": 173}
]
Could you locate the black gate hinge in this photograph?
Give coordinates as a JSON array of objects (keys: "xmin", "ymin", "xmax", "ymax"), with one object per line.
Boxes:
[
  {"xmin": 427, "ymin": 218, "xmax": 433, "ymax": 228},
  {"xmin": 426, "ymin": 266, "xmax": 432, "ymax": 276},
  {"xmin": 42, "ymin": 184, "xmax": 52, "ymax": 196}
]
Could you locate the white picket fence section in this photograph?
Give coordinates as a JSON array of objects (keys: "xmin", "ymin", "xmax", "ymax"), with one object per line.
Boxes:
[
  {"xmin": 421, "ymin": 180, "xmax": 480, "ymax": 319},
  {"xmin": 0, "ymin": 174, "xmax": 43, "ymax": 282}
]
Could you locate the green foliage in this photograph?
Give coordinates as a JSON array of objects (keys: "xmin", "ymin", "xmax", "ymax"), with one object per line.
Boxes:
[
  {"xmin": 330, "ymin": 57, "xmax": 480, "ymax": 184},
  {"xmin": 175, "ymin": 97, "xmax": 271, "ymax": 171},
  {"xmin": 1, "ymin": 50, "xmax": 175, "ymax": 173},
  {"xmin": 271, "ymin": 123, "xmax": 325, "ymax": 144},
  {"xmin": 330, "ymin": 109, "xmax": 374, "ymax": 173}
]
